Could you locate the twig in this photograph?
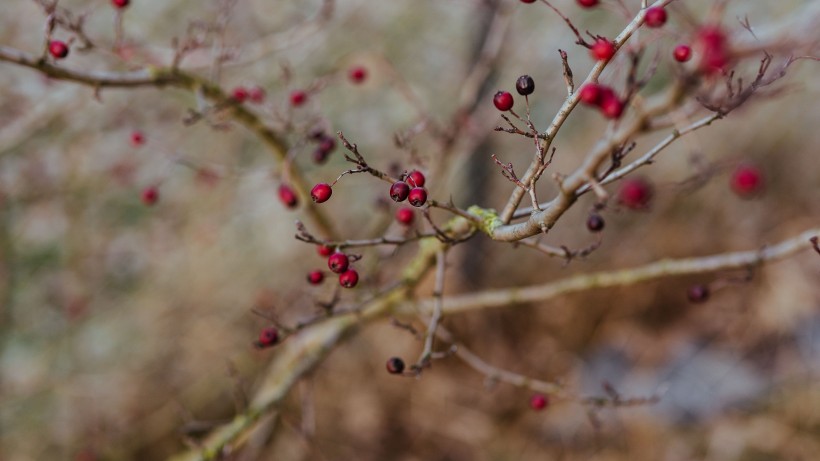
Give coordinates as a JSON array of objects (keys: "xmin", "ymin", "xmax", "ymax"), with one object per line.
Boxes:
[{"xmin": 413, "ymin": 250, "xmax": 447, "ymax": 372}]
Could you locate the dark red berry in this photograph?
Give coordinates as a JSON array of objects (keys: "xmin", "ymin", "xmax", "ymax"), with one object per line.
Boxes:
[
  {"xmin": 141, "ymin": 186, "xmax": 159, "ymax": 206},
  {"xmin": 618, "ymin": 177, "xmax": 653, "ymax": 209},
  {"xmin": 396, "ymin": 207, "xmax": 414, "ymax": 226},
  {"xmin": 386, "ymin": 357, "xmax": 405, "ymax": 374},
  {"xmin": 586, "ymin": 214, "xmax": 605, "ymax": 232},
  {"xmin": 687, "ymin": 284, "xmax": 710, "ymax": 303},
  {"xmin": 278, "ymin": 184, "xmax": 299, "ymax": 209},
  {"xmin": 348, "ymin": 65, "xmax": 368, "ymax": 84},
  {"xmin": 695, "ymin": 26, "xmax": 731, "ymax": 75},
  {"xmin": 48, "ymin": 40, "xmax": 69, "ymax": 59},
  {"xmin": 577, "ymin": 0, "xmax": 599, "ymax": 7},
  {"xmin": 231, "ymin": 86, "xmax": 249, "ymax": 103},
  {"xmin": 408, "ymin": 187, "xmax": 427, "ymax": 207},
  {"xmin": 673, "ymin": 45, "xmax": 692, "ymax": 63},
  {"xmin": 644, "ymin": 7, "xmax": 667, "ymax": 28},
  {"xmin": 130, "ymin": 130, "xmax": 145, "ymax": 147},
  {"xmin": 406, "ymin": 170, "xmax": 426, "ymax": 188},
  {"xmin": 730, "ymin": 164, "xmax": 764, "ymax": 198},
  {"xmin": 339, "ymin": 269, "xmax": 359, "ymax": 288},
  {"xmin": 579, "ymin": 83, "xmax": 603, "ymax": 106},
  {"xmin": 327, "ymin": 252, "xmax": 349, "ymax": 274},
  {"xmin": 248, "ymin": 86, "xmax": 266, "ymax": 103},
  {"xmin": 590, "ymin": 38, "xmax": 616, "ymax": 61},
  {"xmin": 310, "ymin": 183, "xmax": 332, "ymax": 203},
  {"xmin": 493, "ymin": 91, "xmax": 514, "ymax": 111},
  {"xmin": 599, "ymin": 92, "xmax": 624, "ymax": 119},
  {"xmin": 112, "ymin": 0, "xmax": 129, "ymax": 8},
  {"xmin": 521, "ymin": 0, "xmax": 537, "ymax": 3},
  {"xmin": 317, "ymin": 245, "xmax": 334, "ymax": 257},
  {"xmin": 390, "ymin": 181, "xmax": 411, "ymax": 202},
  {"xmin": 515, "ymin": 75, "xmax": 535, "ymax": 96},
  {"xmin": 312, "ymin": 148, "xmax": 331, "ymax": 164},
  {"xmin": 290, "ymin": 90, "xmax": 307, "ymax": 107},
  {"xmin": 318, "ymin": 136, "xmax": 336, "ymax": 154},
  {"xmin": 255, "ymin": 327, "xmax": 279, "ymax": 348},
  {"xmin": 530, "ymin": 394, "xmax": 549, "ymax": 411},
  {"xmin": 307, "ymin": 270, "xmax": 324, "ymax": 285}
]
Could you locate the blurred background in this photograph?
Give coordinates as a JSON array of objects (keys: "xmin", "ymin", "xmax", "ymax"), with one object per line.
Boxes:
[{"xmin": 1, "ymin": 0, "xmax": 819, "ymax": 459}]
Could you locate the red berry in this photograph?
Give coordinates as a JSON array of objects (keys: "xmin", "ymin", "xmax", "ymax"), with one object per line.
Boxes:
[
  {"xmin": 695, "ymin": 26, "xmax": 731, "ymax": 75},
  {"xmin": 590, "ymin": 38, "xmax": 616, "ymax": 61},
  {"xmin": 318, "ymin": 136, "xmax": 336, "ymax": 154},
  {"xmin": 389, "ymin": 181, "xmax": 411, "ymax": 202},
  {"xmin": 521, "ymin": 0, "xmax": 537, "ymax": 3},
  {"xmin": 339, "ymin": 269, "xmax": 359, "ymax": 288},
  {"xmin": 396, "ymin": 207, "xmax": 415, "ymax": 226},
  {"xmin": 577, "ymin": 0, "xmax": 599, "ymax": 7},
  {"xmin": 248, "ymin": 86, "xmax": 266, "ymax": 103},
  {"xmin": 687, "ymin": 284, "xmax": 710, "ymax": 303},
  {"xmin": 255, "ymin": 327, "xmax": 279, "ymax": 348},
  {"xmin": 493, "ymin": 91, "xmax": 514, "ymax": 111},
  {"xmin": 644, "ymin": 7, "xmax": 667, "ymax": 28},
  {"xmin": 317, "ymin": 245, "xmax": 334, "ymax": 257},
  {"xmin": 599, "ymin": 92, "xmax": 624, "ymax": 119},
  {"xmin": 231, "ymin": 86, "xmax": 249, "ymax": 103},
  {"xmin": 307, "ymin": 270, "xmax": 324, "ymax": 285},
  {"xmin": 386, "ymin": 357, "xmax": 405, "ymax": 374},
  {"xmin": 327, "ymin": 252, "xmax": 349, "ymax": 274},
  {"xmin": 130, "ymin": 130, "xmax": 145, "ymax": 147},
  {"xmin": 673, "ymin": 44, "xmax": 692, "ymax": 63},
  {"xmin": 586, "ymin": 214, "xmax": 605, "ymax": 232},
  {"xmin": 290, "ymin": 90, "xmax": 307, "ymax": 107},
  {"xmin": 408, "ymin": 187, "xmax": 427, "ymax": 207},
  {"xmin": 310, "ymin": 183, "xmax": 332, "ymax": 203},
  {"xmin": 530, "ymin": 394, "xmax": 549, "ymax": 411},
  {"xmin": 48, "ymin": 40, "xmax": 69, "ymax": 59},
  {"xmin": 278, "ymin": 184, "xmax": 299, "ymax": 209},
  {"xmin": 141, "ymin": 186, "xmax": 159, "ymax": 206},
  {"xmin": 406, "ymin": 170, "xmax": 426, "ymax": 188},
  {"xmin": 578, "ymin": 83, "xmax": 603, "ymax": 106},
  {"xmin": 730, "ymin": 164, "xmax": 764, "ymax": 198},
  {"xmin": 515, "ymin": 75, "xmax": 535, "ymax": 96},
  {"xmin": 618, "ymin": 177, "xmax": 653, "ymax": 209},
  {"xmin": 348, "ymin": 66, "xmax": 368, "ymax": 84},
  {"xmin": 112, "ymin": 0, "xmax": 129, "ymax": 8}
]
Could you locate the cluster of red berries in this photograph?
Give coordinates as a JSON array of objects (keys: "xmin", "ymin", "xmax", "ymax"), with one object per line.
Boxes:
[
  {"xmin": 390, "ymin": 170, "xmax": 427, "ymax": 208},
  {"xmin": 578, "ymin": 83, "xmax": 625, "ymax": 119},
  {"xmin": 308, "ymin": 247, "xmax": 360, "ymax": 288},
  {"xmin": 309, "ymin": 131, "xmax": 337, "ymax": 164},
  {"xmin": 231, "ymin": 86, "xmax": 266, "ymax": 104}
]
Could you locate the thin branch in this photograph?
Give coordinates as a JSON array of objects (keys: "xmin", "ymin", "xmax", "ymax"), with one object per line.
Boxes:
[{"xmin": 413, "ymin": 250, "xmax": 447, "ymax": 371}]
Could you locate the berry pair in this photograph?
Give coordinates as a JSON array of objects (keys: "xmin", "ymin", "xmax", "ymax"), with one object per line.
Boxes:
[
  {"xmin": 578, "ymin": 84, "xmax": 625, "ymax": 119},
  {"xmin": 390, "ymin": 170, "xmax": 427, "ymax": 207}
]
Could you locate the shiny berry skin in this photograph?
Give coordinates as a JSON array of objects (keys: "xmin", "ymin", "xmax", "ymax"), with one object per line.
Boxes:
[
  {"xmin": 310, "ymin": 183, "xmax": 332, "ymax": 203},
  {"xmin": 577, "ymin": 0, "xmax": 599, "ymax": 7},
  {"xmin": 112, "ymin": 0, "xmax": 129, "ymax": 8},
  {"xmin": 599, "ymin": 92, "xmax": 624, "ymax": 119},
  {"xmin": 317, "ymin": 245, "xmax": 334, "ymax": 257},
  {"xmin": 730, "ymin": 164, "xmax": 764, "ymax": 198},
  {"xmin": 255, "ymin": 327, "xmax": 279, "ymax": 348},
  {"xmin": 327, "ymin": 252, "xmax": 349, "ymax": 274},
  {"xmin": 348, "ymin": 66, "xmax": 368, "ymax": 84},
  {"xmin": 530, "ymin": 394, "xmax": 549, "ymax": 411},
  {"xmin": 390, "ymin": 181, "xmax": 411, "ymax": 202},
  {"xmin": 386, "ymin": 357, "xmax": 405, "ymax": 374},
  {"xmin": 590, "ymin": 38, "xmax": 616, "ymax": 61},
  {"xmin": 48, "ymin": 40, "xmax": 69, "ymax": 59},
  {"xmin": 578, "ymin": 84, "xmax": 603, "ymax": 106},
  {"xmin": 141, "ymin": 186, "xmax": 159, "ymax": 206},
  {"xmin": 618, "ymin": 177, "xmax": 653, "ymax": 209},
  {"xmin": 408, "ymin": 187, "xmax": 427, "ymax": 207},
  {"xmin": 493, "ymin": 91, "xmax": 514, "ymax": 111},
  {"xmin": 130, "ymin": 130, "xmax": 145, "ymax": 147},
  {"xmin": 278, "ymin": 184, "xmax": 299, "ymax": 209},
  {"xmin": 396, "ymin": 207, "xmax": 415, "ymax": 226},
  {"xmin": 586, "ymin": 214, "xmax": 605, "ymax": 232},
  {"xmin": 687, "ymin": 284, "xmax": 710, "ymax": 303},
  {"xmin": 231, "ymin": 86, "xmax": 249, "ymax": 103},
  {"xmin": 307, "ymin": 270, "xmax": 324, "ymax": 285},
  {"xmin": 644, "ymin": 7, "xmax": 667, "ymax": 28},
  {"xmin": 339, "ymin": 269, "xmax": 359, "ymax": 288},
  {"xmin": 515, "ymin": 75, "xmax": 535, "ymax": 96},
  {"xmin": 673, "ymin": 45, "xmax": 692, "ymax": 62},
  {"xmin": 248, "ymin": 86, "xmax": 266, "ymax": 103},
  {"xmin": 406, "ymin": 170, "xmax": 426, "ymax": 188},
  {"xmin": 290, "ymin": 90, "xmax": 307, "ymax": 107}
]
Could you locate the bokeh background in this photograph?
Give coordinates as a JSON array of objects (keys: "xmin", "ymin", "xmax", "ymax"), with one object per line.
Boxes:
[{"xmin": 1, "ymin": 0, "xmax": 819, "ymax": 459}]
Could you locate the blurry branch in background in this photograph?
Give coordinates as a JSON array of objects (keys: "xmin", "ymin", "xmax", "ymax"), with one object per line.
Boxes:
[{"xmin": 0, "ymin": 45, "xmax": 338, "ymax": 239}]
